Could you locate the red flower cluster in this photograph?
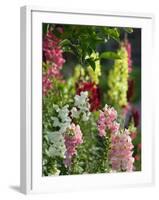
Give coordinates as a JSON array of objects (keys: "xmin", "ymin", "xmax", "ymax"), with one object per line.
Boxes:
[
  {"xmin": 132, "ymin": 107, "xmax": 140, "ymax": 127},
  {"xmin": 127, "ymin": 79, "xmax": 135, "ymax": 102},
  {"xmin": 76, "ymin": 81, "xmax": 100, "ymax": 111}
]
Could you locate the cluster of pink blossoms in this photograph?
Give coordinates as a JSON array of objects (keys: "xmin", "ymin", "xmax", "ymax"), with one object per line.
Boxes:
[
  {"xmin": 109, "ymin": 130, "xmax": 134, "ymax": 172},
  {"xmin": 97, "ymin": 105, "xmax": 120, "ymax": 137},
  {"xmin": 42, "ymin": 29, "xmax": 65, "ymax": 95},
  {"xmin": 97, "ymin": 105, "xmax": 135, "ymax": 172},
  {"xmin": 64, "ymin": 123, "xmax": 83, "ymax": 167}
]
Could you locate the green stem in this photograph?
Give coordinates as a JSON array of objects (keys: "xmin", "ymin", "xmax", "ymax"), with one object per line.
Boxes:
[{"xmin": 103, "ymin": 135, "xmax": 111, "ymax": 172}]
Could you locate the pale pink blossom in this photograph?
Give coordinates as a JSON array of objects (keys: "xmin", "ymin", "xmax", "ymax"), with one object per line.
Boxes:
[
  {"xmin": 97, "ymin": 105, "xmax": 119, "ymax": 137},
  {"xmin": 47, "ymin": 65, "xmax": 62, "ymax": 78},
  {"xmin": 64, "ymin": 123, "xmax": 83, "ymax": 167},
  {"xmin": 109, "ymin": 130, "xmax": 134, "ymax": 172},
  {"xmin": 107, "ymin": 107, "xmax": 117, "ymax": 121},
  {"xmin": 110, "ymin": 122, "xmax": 120, "ymax": 134}
]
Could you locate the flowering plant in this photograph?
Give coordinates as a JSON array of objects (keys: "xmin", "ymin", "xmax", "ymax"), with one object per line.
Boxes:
[{"xmin": 42, "ymin": 24, "xmax": 141, "ymax": 176}]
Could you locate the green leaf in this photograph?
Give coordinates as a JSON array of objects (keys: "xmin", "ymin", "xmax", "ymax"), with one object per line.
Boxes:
[
  {"xmin": 86, "ymin": 58, "xmax": 96, "ymax": 70},
  {"xmin": 59, "ymin": 39, "xmax": 72, "ymax": 47},
  {"xmin": 62, "ymin": 46, "xmax": 75, "ymax": 54},
  {"xmin": 124, "ymin": 27, "xmax": 133, "ymax": 33},
  {"xmin": 104, "ymin": 28, "xmax": 120, "ymax": 42},
  {"xmin": 43, "ymin": 24, "xmax": 49, "ymax": 36},
  {"xmin": 100, "ymin": 52, "xmax": 121, "ymax": 60}
]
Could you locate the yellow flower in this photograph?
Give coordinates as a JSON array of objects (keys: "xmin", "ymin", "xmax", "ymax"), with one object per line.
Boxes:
[{"xmin": 107, "ymin": 46, "xmax": 129, "ymax": 107}]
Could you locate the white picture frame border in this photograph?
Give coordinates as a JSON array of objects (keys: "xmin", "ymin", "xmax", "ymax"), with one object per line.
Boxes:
[{"xmin": 20, "ymin": 6, "xmax": 155, "ymax": 194}]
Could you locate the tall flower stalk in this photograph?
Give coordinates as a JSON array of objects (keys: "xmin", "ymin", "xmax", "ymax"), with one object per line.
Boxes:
[
  {"xmin": 107, "ymin": 46, "xmax": 129, "ymax": 108},
  {"xmin": 42, "ymin": 29, "xmax": 65, "ymax": 95},
  {"xmin": 97, "ymin": 105, "xmax": 134, "ymax": 172}
]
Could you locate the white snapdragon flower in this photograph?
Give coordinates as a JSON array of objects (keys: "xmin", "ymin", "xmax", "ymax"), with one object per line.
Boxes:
[
  {"xmin": 74, "ymin": 91, "xmax": 88, "ymax": 107},
  {"xmin": 47, "ymin": 131, "xmax": 66, "ymax": 158},
  {"xmin": 59, "ymin": 122, "xmax": 71, "ymax": 134},
  {"xmin": 52, "ymin": 104, "xmax": 72, "ymax": 134},
  {"xmin": 72, "ymin": 91, "xmax": 91, "ymax": 121},
  {"xmin": 71, "ymin": 107, "xmax": 80, "ymax": 119},
  {"xmin": 58, "ymin": 105, "xmax": 71, "ymax": 123},
  {"xmin": 51, "ymin": 117, "xmax": 60, "ymax": 127}
]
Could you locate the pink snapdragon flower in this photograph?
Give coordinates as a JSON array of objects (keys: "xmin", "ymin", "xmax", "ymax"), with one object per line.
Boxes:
[
  {"xmin": 110, "ymin": 122, "xmax": 120, "ymax": 134},
  {"xmin": 44, "ymin": 48, "xmax": 65, "ymax": 68},
  {"xmin": 97, "ymin": 105, "xmax": 120, "ymax": 137},
  {"xmin": 42, "ymin": 75, "xmax": 52, "ymax": 96},
  {"xmin": 109, "ymin": 129, "xmax": 134, "ymax": 172},
  {"xmin": 43, "ymin": 31, "xmax": 65, "ymax": 68},
  {"xmin": 64, "ymin": 123, "xmax": 83, "ymax": 167},
  {"xmin": 47, "ymin": 65, "xmax": 63, "ymax": 78},
  {"xmin": 42, "ymin": 29, "xmax": 65, "ymax": 96},
  {"xmin": 43, "ymin": 31, "xmax": 60, "ymax": 49}
]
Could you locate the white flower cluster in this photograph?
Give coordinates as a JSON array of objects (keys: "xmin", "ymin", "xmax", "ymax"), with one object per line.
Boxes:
[
  {"xmin": 71, "ymin": 91, "xmax": 91, "ymax": 121},
  {"xmin": 47, "ymin": 105, "xmax": 71, "ymax": 158},
  {"xmin": 51, "ymin": 104, "xmax": 71, "ymax": 134},
  {"xmin": 47, "ymin": 131, "xmax": 66, "ymax": 158},
  {"xmin": 47, "ymin": 92, "xmax": 91, "ymax": 158}
]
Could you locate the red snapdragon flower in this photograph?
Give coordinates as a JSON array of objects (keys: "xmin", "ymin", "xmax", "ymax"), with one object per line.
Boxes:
[
  {"xmin": 127, "ymin": 79, "xmax": 135, "ymax": 102},
  {"xmin": 132, "ymin": 107, "xmax": 140, "ymax": 127}
]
